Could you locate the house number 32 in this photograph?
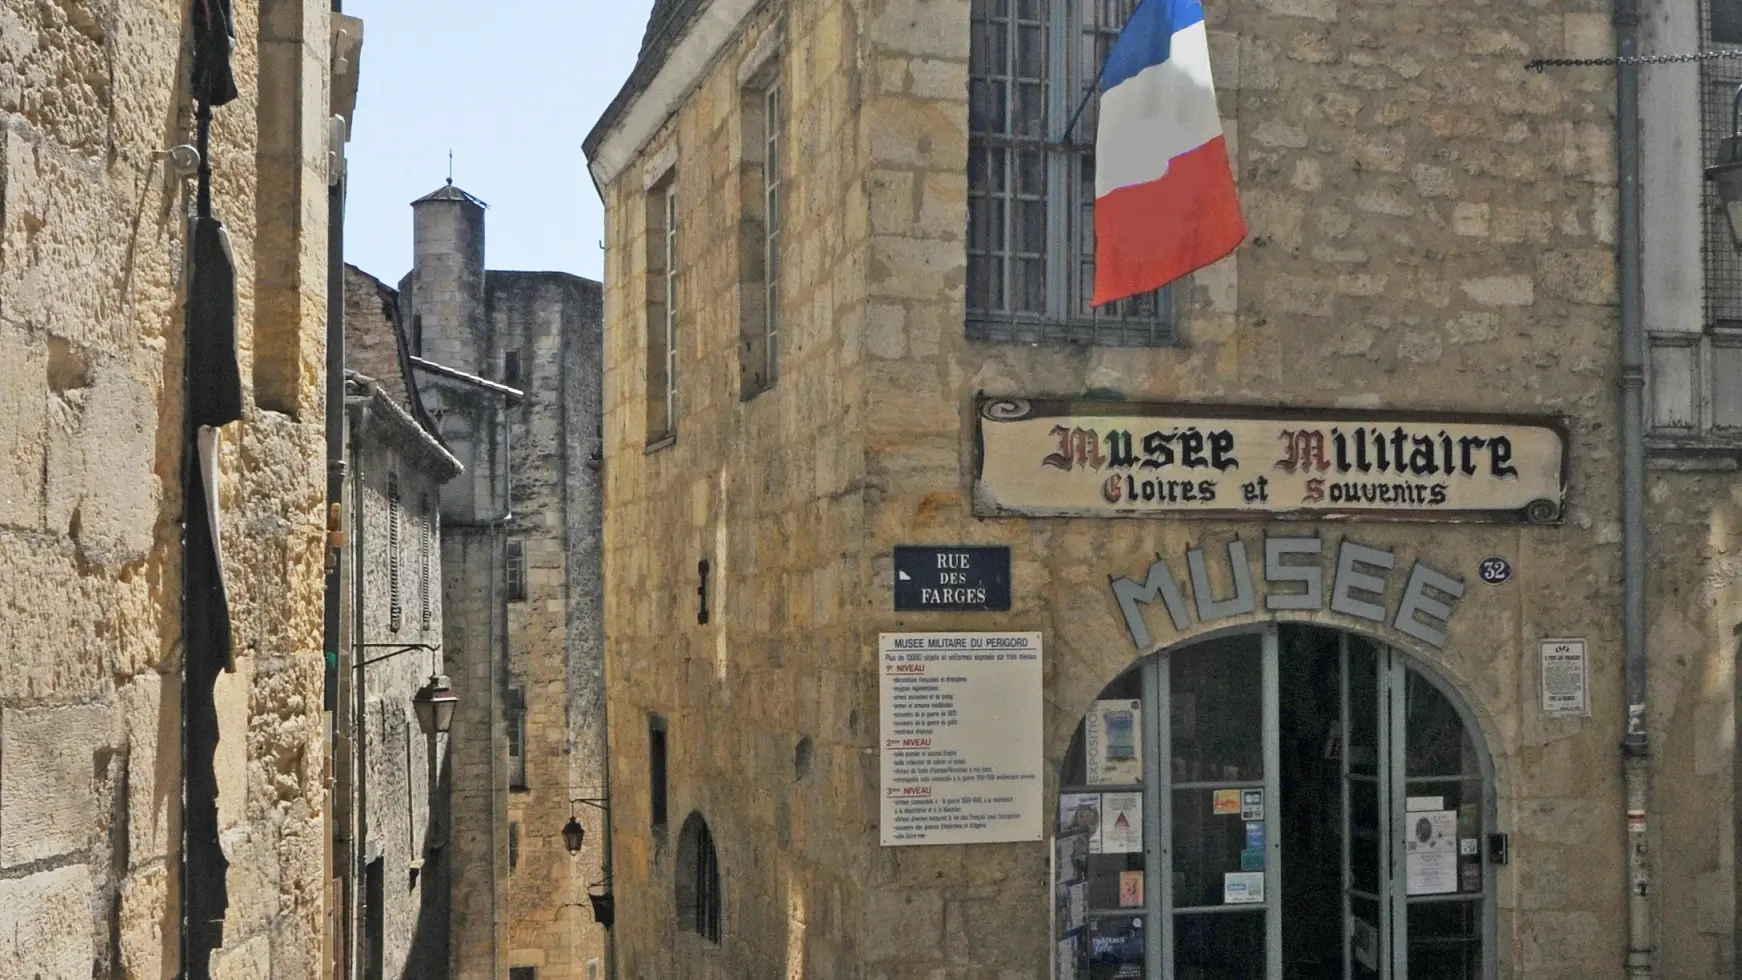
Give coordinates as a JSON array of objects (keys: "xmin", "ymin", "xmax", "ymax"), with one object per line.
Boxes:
[{"xmin": 1478, "ymin": 557, "xmax": 1512, "ymax": 584}]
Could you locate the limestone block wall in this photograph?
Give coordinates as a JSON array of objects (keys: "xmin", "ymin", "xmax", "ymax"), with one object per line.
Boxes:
[
  {"xmin": 596, "ymin": 1, "xmax": 874, "ymax": 975},
  {"xmin": 347, "ymin": 393, "xmax": 455, "ymax": 980},
  {"xmin": 0, "ymin": 0, "xmax": 333, "ymax": 978},
  {"xmin": 488, "ymin": 272, "xmax": 609, "ymax": 980},
  {"xmin": 594, "ymin": 1, "xmax": 1741, "ymax": 978}
]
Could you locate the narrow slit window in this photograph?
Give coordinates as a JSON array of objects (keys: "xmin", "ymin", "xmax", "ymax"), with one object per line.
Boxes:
[{"xmin": 505, "ymin": 539, "xmax": 526, "ymax": 602}]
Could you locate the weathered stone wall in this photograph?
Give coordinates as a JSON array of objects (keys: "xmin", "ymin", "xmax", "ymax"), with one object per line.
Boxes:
[
  {"xmin": 591, "ymin": 1, "xmax": 1742, "ymax": 979},
  {"xmin": 489, "ymin": 272, "xmax": 609, "ymax": 980},
  {"xmin": 344, "ymin": 369, "xmax": 461, "ymax": 980},
  {"xmin": 595, "ymin": 1, "xmax": 873, "ymax": 975},
  {"xmin": 402, "ymin": 197, "xmax": 608, "ymax": 980},
  {"xmin": 0, "ymin": 0, "xmax": 333, "ymax": 977}
]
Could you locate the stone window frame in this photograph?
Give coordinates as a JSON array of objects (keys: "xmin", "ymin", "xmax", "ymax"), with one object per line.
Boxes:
[
  {"xmin": 675, "ymin": 811, "xmax": 722, "ymax": 944},
  {"xmin": 965, "ymin": 0, "xmax": 1174, "ymax": 346},
  {"xmin": 738, "ymin": 29, "xmax": 784, "ymax": 399},
  {"xmin": 645, "ymin": 145, "xmax": 681, "ymax": 449}
]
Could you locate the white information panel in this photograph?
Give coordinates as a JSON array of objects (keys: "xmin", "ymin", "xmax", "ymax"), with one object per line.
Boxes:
[
  {"xmin": 1540, "ymin": 638, "xmax": 1588, "ymax": 718},
  {"xmin": 880, "ymin": 632, "xmax": 1044, "ymax": 846}
]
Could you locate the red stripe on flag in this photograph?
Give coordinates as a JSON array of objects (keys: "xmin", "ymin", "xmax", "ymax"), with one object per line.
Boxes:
[{"xmin": 1091, "ymin": 135, "xmax": 1246, "ymax": 308}]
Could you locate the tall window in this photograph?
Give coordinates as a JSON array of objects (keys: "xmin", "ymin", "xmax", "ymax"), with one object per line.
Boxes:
[
  {"xmin": 764, "ymin": 81, "xmax": 783, "ymax": 386},
  {"xmin": 676, "ymin": 812, "xmax": 721, "ymax": 943},
  {"xmin": 508, "ymin": 820, "xmax": 520, "ymax": 872},
  {"xmin": 505, "ymin": 539, "xmax": 526, "ymax": 602},
  {"xmin": 649, "ymin": 716, "xmax": 669, "ymax": 830},
  {"xmin": 387, "ymin": 473, "xmax": 403, "ymax": 632},
  {"xmin": 967, "ymin": 0, "xmax": 1173, "ymax": 345},
  {"xmin": 647, "ymin": 177, "xmax": 680, "ymax": 442},
  {"xmin": 1674, "ymin": 0, "xmax": 1742, "ymax": 440},
  {"xmin": 503, "ymin": 349, "xmax": 522, "ymax": 386},
  {"xmin": 507, "ymin": 687, "xmax": 527, "ymax": 789}
]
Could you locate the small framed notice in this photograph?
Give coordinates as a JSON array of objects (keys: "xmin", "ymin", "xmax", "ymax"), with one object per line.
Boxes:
[{"xmin": 1539, "ymin": 638, "xmax": 1588, "ymax": 718}]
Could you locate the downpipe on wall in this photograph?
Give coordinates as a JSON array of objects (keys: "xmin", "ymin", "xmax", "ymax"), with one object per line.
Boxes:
[{"xmin": 1613, "ymin": 0, "xmax": 1652, "ymax": 974}]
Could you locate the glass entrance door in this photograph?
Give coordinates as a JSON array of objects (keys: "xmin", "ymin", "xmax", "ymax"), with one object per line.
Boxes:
[{"xmin": 1052, "ymin": 625, "xmax": 1492, "ymax": 980}]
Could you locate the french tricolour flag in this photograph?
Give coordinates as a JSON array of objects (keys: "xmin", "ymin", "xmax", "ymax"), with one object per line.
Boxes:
[{"xmin": 1092, "ymin": 0, "xmax": 1246, "ymax": 307}]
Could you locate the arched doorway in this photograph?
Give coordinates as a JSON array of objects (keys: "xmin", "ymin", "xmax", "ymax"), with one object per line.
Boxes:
[{"xmin": 1052, "ymin": 624, "xmax": 1496, "ymax": 980}]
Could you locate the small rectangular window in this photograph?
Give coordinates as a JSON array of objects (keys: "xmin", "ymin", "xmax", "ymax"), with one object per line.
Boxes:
[
  {"xmin": 650, "ymin": 717, "xmax": 668, "ymax": 830},
  {"xmin": 510, "ymin": 969, "xmax": 537, "ymax": 980},
  {"xmin": 508, "ymin": 821, "xmax": 520, "ymax": 872},
  {"xmin": 1714, "ymin": 0, "xmax": 1742, "ymax": 45},
  {"xmin": 411, "ymin": 315, "xmax": 424, "ymax": 357},
  {"xmin": 505, "ymin": 539, "xmax": 526, "ymax": 602},
  {"xmin": 646, "ymin": 177, "xmax": 679, "ymax": 443},
  {"xmin": 507, "ymin": 687, "xmax": 527, "ymax": 790},
  {"xmin": 503, "ymin": 349, "xmax": 521, "ymax": 386}
]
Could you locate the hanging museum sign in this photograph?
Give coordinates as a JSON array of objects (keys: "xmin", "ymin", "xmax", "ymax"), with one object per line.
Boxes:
[{"xmin": 973, "ymin": 398, "xmax": 1568, "ymax": 523}]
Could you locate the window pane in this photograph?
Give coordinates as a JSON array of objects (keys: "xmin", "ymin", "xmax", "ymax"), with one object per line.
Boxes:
[
  {"xmin": 1174, "ymin": 911, "xmax": 1265, "ymax": 979},
  {"xmin": 1714, "ymin": 0, "xmax": 1742, "ymax": 45},
  {"xmin": 1713, "ymin": 342, "xmax": 1742, "ymax": 429},
  {"xmin": 1649, "ymin": 341, "xmax": 1697, "ymax": 431}
]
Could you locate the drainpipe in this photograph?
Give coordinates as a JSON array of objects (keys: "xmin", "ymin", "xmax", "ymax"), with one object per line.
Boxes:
[
  {"xmin": 325, "ymin": 111, "xmax": 350, "ymax": 980},
  {"xmin": 1613, "ymin": 0, "xmax": 1652, "ymax": 974}
]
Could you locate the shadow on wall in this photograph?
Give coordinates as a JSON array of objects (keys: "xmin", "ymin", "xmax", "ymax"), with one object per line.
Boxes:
[{"xmin": 401, "ymin": 746, "xmax": 453, "ymax": 980}]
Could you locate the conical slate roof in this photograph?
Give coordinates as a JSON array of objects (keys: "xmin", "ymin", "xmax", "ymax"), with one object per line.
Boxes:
[{"xmin": 411, "ymin": 181, "xmax": 487, "ymax": 208}]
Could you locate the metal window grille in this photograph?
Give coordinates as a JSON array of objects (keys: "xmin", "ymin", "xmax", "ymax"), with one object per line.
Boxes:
[
  {"xmin": 505, "ymin": 539, "xmax": 526, "ymax": 602},
  {"xmin": 387, "ymin": 474, "xmax": 402, "ymax": 632},
  {"xmin": 764, "ymin": 81, "xmax": 783, "ymax": 385},
  {"xmin": 419, "ymin": 497, "xmax": 432, "ymax": 631},
  {"xmin": 966, "ymin": 0, "xmax": 1173, "ymax": 345},
  {"xmin": 1703, "ymin": 51, "xmax": 1742, "ymax": 328},
  {"xmin": 664, "ymin": 186, "xmax": 680, "ymax": 430}
]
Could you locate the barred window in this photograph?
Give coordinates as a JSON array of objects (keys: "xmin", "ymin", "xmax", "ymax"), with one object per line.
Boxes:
[
  {"xmin": 505, "ymin": 539, "xmax": 526, "ymax": 602},
  {"xmin": 387, "ymin": 473, "xmax": 402, "ymax": 632},
  {"xmin": 967, "ymin": 0, "xmax": 1172, "ymax": 345},
  {"xmin": 1661, "ymin": 0, "xmax": 1742, "ymax": 439}
]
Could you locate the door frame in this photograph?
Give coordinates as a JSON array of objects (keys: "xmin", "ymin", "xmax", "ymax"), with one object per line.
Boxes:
[{"xmin": 1086, "ymin": 621, "xmax": 1499, "ymax": 980}]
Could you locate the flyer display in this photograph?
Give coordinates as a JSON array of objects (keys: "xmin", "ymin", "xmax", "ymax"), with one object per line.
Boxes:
[
  {"xmin": 1405, "ymin": 808, "xmax": 1459, "ymax": 895},
  {"xmin": 1084, "ymin": 699, "xmax": 1143, "ymax": 785},
  {"xmin": 880, "ymin": 632, "xmax": 1044, "ymax": 846}
]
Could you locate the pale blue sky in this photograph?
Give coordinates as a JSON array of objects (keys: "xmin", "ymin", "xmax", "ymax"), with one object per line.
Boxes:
[{"xmin": 343, "ymin": 0, "xmax": 653, "ymax": 286}]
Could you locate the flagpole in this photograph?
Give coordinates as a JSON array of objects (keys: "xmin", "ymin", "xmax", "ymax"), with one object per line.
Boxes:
[{"xmin": 1057, "ymin": 85, "xmax": 1097, "ymax": 147}]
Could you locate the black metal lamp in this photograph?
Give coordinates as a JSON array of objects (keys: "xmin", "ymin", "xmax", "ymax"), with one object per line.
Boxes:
[
  {"xmin": 1708, "ymin": 83, "xmax": 1742, "ymax": 247},
  {"xmin": 562, "ymin": 796, "xmax": 610, "ymax": 855},
  {"xmin": 411, "ymin": 674, "xmax": 458, "ymax": 736}
]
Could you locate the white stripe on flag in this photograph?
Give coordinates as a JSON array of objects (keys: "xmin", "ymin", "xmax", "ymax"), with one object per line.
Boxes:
[{"xmin": 1094, "ymin": 20, "xmax": 1223, "ymax": 198}]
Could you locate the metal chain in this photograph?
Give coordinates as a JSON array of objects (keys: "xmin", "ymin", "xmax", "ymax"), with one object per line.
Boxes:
[{"xmin": 1526, "ymin": 49, "xmax": 1742, "ymax": 71}]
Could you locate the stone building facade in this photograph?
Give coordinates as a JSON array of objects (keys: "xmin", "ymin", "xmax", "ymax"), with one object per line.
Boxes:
[
  {"xmin": 385, "ymin": 187, "xmax": 608, "ymax": 980},
  {"xmin": 0, "ymin": 1, "xmax": 349, "ymax": 978},
  {"xmin": 334, "ymin": 266, "xmax": 462, "ymax": 980},
  {"xmin": 585, "ymin": 1, "xmax": 1742, "ymax": 979}
]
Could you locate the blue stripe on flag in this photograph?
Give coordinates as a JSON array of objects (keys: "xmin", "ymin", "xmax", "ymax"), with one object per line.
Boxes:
[{"xmin": 1098, "ymin": 0, "xmax": 1207, "ymax": 92}]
